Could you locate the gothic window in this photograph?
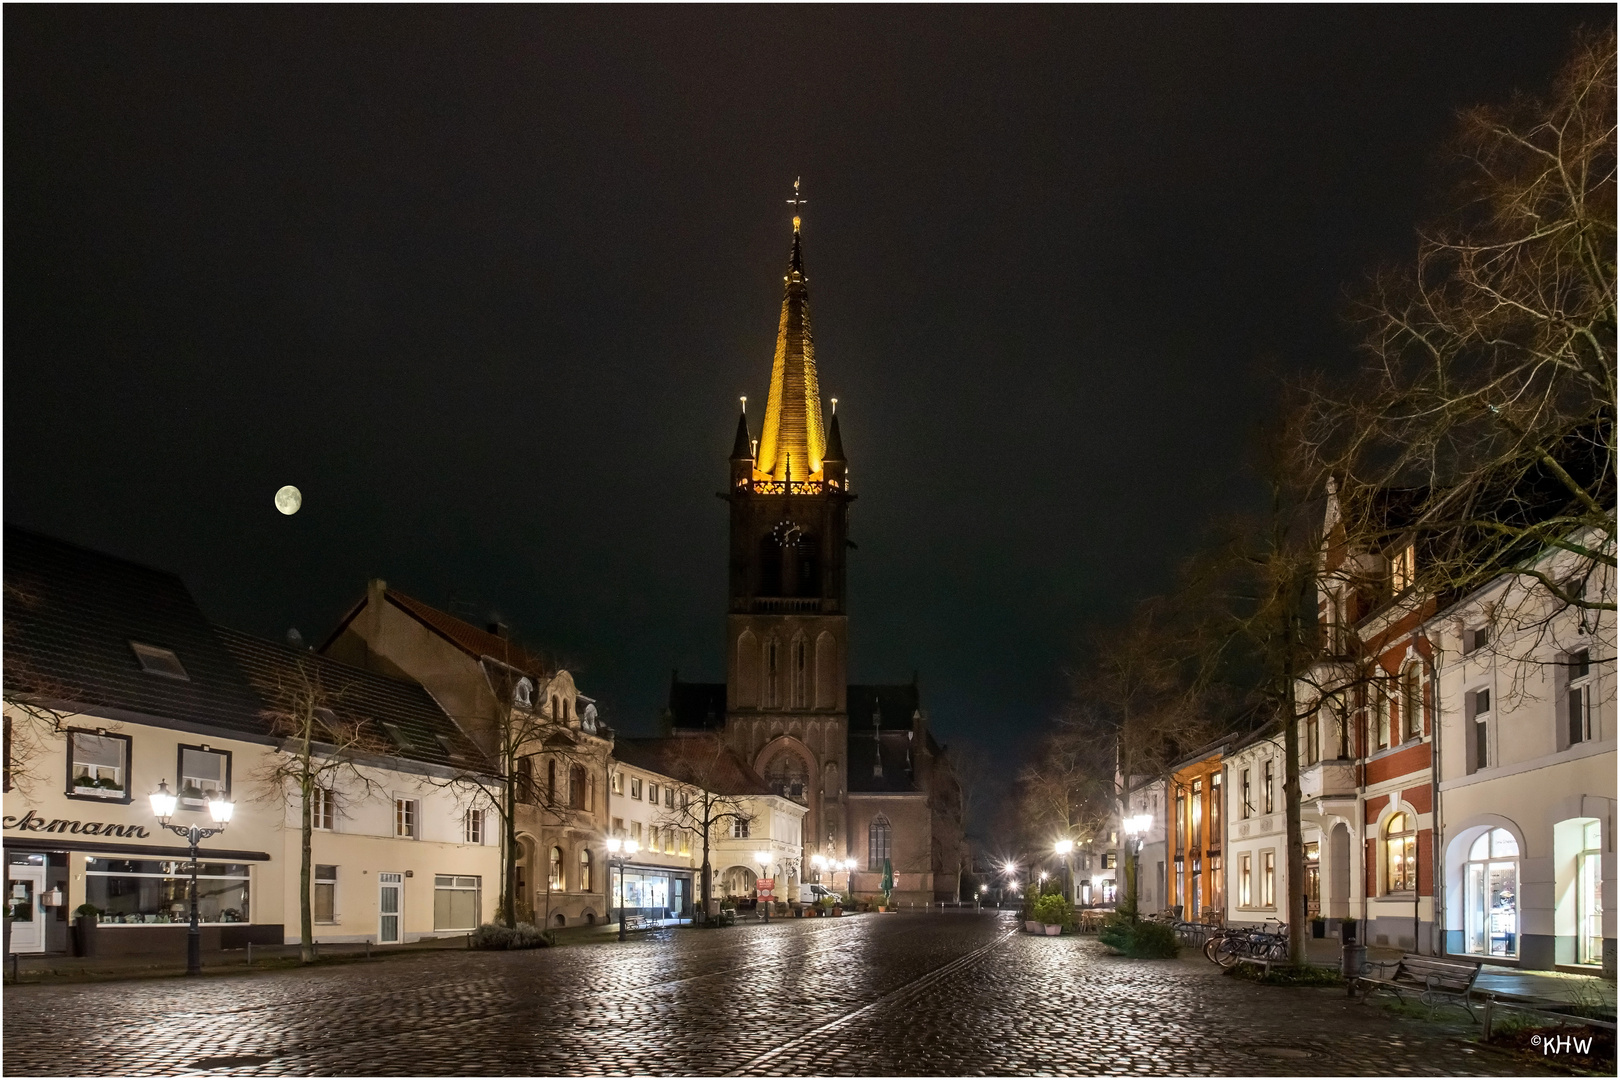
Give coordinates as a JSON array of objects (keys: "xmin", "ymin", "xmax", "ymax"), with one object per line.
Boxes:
[
  {"xmin": 815, "ymin": 632, "xmax": 837, "ymax": 709},
  {"xmin": 547, "ymin": 759, "xmax": 557, "ymax": 805},
  {"xmin": 569, "ymin": 764, "xmax": 588, "ymax": 811},
  {"xmin": 736, "ymin": 630, "xmax": 759, "ymax": 708},
  {"xmin": 867, "ymin": 815, "xmax": 892, "ymax": 871},
  {"xmin": 765, "ymin": 638, "xmax": 780, "ymax": 708},
  {"xmin": 764, "ymin": 751, "xmax": 808, "ymax": 803},
  {"xmin": 792, "ymin": 635, "xmax": 808, "ymax": 707}
]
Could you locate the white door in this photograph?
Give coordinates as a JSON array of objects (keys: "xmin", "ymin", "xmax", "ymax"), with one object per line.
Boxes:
[
  {"xmin": 378, "ymin": 873, "xmax": 403, "ymax": 944},
  {"xmin": 7, "ymin": 865, "xmax": 46, "ymax": 953}
]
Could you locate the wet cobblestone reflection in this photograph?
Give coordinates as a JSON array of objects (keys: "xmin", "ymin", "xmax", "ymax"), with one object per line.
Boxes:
[{"xmin": 3, "ymin": 912, "xmax": 1556, "ymax": 1076}]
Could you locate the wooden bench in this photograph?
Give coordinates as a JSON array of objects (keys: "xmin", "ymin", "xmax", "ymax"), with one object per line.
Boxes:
[{"xmin": 1356, "ymin": 954, "xmax": 1483, "ymax": 1018}]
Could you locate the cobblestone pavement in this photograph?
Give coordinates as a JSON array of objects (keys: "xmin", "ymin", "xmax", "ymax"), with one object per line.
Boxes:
[{"xmin": 3, "ymin": 911, "xmax": 1561, "ymax": 1076}]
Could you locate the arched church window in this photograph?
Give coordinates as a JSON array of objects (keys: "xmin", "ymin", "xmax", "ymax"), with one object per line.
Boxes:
[
  {"xmin": 765, "ymin": 638, "xmax": 780, "ymax": 708},
  {"xmin": 792, "ymin": 636, "xmax": 808, "ymax": 708},
  {"xmin": 764, "ymin": 751, "xmax": 808, "ymax": 803},
  {"xmin": 569, "ymin": 764, "xmax": 588, "ymax": 810},
  {"xmin": 868, "ymin": 815, "xmax": 892, "ymax": 871},
  {"xmin": 547, "ymin": 759, "xmax": 557, "ymax": 806}
]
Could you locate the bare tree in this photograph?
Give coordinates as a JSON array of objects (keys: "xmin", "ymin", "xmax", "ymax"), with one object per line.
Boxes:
[
  {"xmin": 255, "ymin": 657, "xmax": 389, "ymax": 963},
  {"xmin": 2, "ymin": 581, "xmax": 84, "ymax": 799},
  {"xmin": 1308, "ymin": 27, "xmax": 1616, "ymax": 660},
  {"xmin": 650, "ymin": 736, "xmax": 755, "ymax": 920}
]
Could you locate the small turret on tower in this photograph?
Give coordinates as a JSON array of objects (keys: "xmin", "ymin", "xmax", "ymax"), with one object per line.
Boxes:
[
  {"xmin": 730, "ymin": 397, "xmax": 754, "ymax": 488},
  {"xmin": 822, "ymin": 398, "xmax": 847, "ymax": 489}
]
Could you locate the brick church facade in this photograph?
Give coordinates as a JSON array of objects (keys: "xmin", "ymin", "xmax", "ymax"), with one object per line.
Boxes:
[{"xmin": 666, "ymin": 206, "xmax": 965, "ymax": 905}]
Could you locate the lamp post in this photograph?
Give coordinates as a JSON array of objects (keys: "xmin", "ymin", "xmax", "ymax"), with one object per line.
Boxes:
[
  {"xmin": 1123, "ymin": 813, "xmax": 1153, "ymax": 919},
  {"xmin": 842, "ymin": 857, "xmax": 856, "ymax": 904},
  {"xmin": 1054, "ymin": 839, "xmax": 1074, "ymax": 905},
  {"xmin": 605, "ymin": 836, "xmax": 639, "ymax": 941},
  {"xmin": 148, "ymin": 780, "xmax": 233, "ymax": 977},
  {"xmin": 755, "ymin": 850, "xmax": 772, "ymax": 922},
  {"xmin": 977, "ymin": 883, "xmax": 987, "ymax": 911}
]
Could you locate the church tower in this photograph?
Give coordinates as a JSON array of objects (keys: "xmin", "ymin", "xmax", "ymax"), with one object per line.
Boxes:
[{"xmin": 721, "ymin": 200, "xmax": 852, "ymax": 857}]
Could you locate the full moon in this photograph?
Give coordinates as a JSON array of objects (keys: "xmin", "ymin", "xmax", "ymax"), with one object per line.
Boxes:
[{"xmin": 274, "ymin": 485, "xmax": 302, "ymax": 516}]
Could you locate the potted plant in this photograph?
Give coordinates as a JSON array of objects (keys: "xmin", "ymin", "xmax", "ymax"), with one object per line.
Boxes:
[
  {"xmin": 1033, "ymin": 894, "xmax": 1070, "ymax": 936},
  {"xmin": 1339, "ymin": 917, "xmax": 1358, "ymax": 944},
  {"xmin": 73, "ymin": 903, "xmax": 100, "ymax": 958},
  {"xmin": 1311, "ymin": 916, "xmax": 1326, "ymax": 939},
  {"xmin": 73, "ymin": 773, "xmax": 98, "ymax": 789}
]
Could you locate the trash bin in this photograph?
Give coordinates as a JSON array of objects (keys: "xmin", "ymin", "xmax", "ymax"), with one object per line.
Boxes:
[{"xmin": 1341, "ymin": 942, "xmax": 1367, "ymax": 996}]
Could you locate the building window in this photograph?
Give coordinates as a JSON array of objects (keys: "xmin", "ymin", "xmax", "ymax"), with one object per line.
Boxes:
[
  {"xmin": 1330, "ymin": 692, "xmax": 1350, "ymax": 758},
  {"xmin": 868, "ymin": 815, "xmax": 892, "ymax": 870},
  {"xmin": 678, "ymin": 830, "xmax": 691, "ymax": 856},
  {"xmin": 514, "ymin": 678, "xmax": 532, "ymax": 708},
  {"xmin": 631, "ymin": 822, "xmax": 642, "ymax": 844},
  {"xmin": 1102, "ymin": 852, "xmax": 1117, "ymax": 870},
  {"xmin": 1384, "ymin": 812, "xmax": 1417, "ymax": 894},
  {"xmin": 631, "ymin": 777, "xmax": 642, "ymax": 800},
  {"xmin": 1304, "ymin": 710, "xmax": 1319, "ymax": 766},
  {"xmin": 792, "ymin": 636, "xmax": 808, "ymax": 708},
  {"xmin": 765, "ymin": 638, "xmax": 780, "ymax": 708},
  {"xmin": 313, "ymin": 786, "xmax": 336, "ymax": 831},
  {"xmin": 611, "ymin": 771, "xmax": 624, "ymax": 795},
  {"xmin": 1240, "ymin": 770, "xmax": 1251, "ymax": 819},
  {"xmin": 611, "ymin": 817, "xmax": 624, "ymax": 837},
  {"xmin": 571, "ymin": 765, "xmax": 589, "ymax": 811},
  {"xmin": 1261, "ymin": 850, "xmax": 1276, "ymax": 907},
  {"xmin": 1262, "ymin": 760, "xmax": 1274, "ymax": 815},
  {"xmin": 178, "ymin": 745, "xmax": 230, "ymax": 808},
  {"xmin": 1463, "ymin": 624, "xmax": 1490, "ymax": 654},
  {"xmin": 1567, "ymin": 649, "xmax": 1593, "ymax": 746},
  {"xmin": 85, "ymin": 858, "xmax": 249, "ymax": 924},
  {"xmin": 1578, "ymin": 821, "xmax": 1602, "ymax": 966},
  {"xmin": 549, "ymin": 847, "xmax": 563, "ymax": 890},
  {"xmin": 579, "ymin": 849, "xmax": 593, "ymax": 893},
  {"xmin": 1467, "ymin": 688, "xmax": 1491, "ymax": 773},
  {"xmin": 647, "ymin": 783, "xmax": 659, "ymax": 807},
  {"xmin": 547, "ymin": 759, "xmax": 558, "ymax": 805},
  {"xmin": 517, "ymin": 757, "xmax": 535, "ymax": 803},
  {"xmin": 1209, "ymin": 773, "xmax": 1222, "ymax": 846},
  {"xmin": 1175, "ymin": 792, "xmax": 1186, "ymax": 852},
  {"xmin": 3, "ymin": 715, "xmax": 11, "ymax": 793},
  {"xmin": 1190, "ymin": 780, "xmax": 1204, "ymax": 850},
  {"xmin": 1174, "ymin": 858, "xmax": 1185, "ymax": 909},
  {"xmin": 1390, "ymin": 543, "xmax": 1415, "ymax": 593},
  {"xmin": 1239, "ymin": 854, "xmax": 1252, "ymax": 907},
  {"xmin": 1400, "ymin": 663, "xmax": 1423, "ymax": 742},
  {"xmin": 434, "ymin": 875, "xmax": 481, "ymax": 931},
  {"xmin": 665, "ymin": 787, "xmax": 675, "ymax": 808},
  {"xmin": 1375, "ymin": 681, "xmax": 1391, "ymax": 750},
  {"xmin": 314, "ymin": 864, "xmax": 337, "ymax": 923},
  {"xmin": 1463, "ymin": 828, "xmax": 1519, "ymax": 958},
  {"xmin": 1209, "ymin": 853, "xmax": 1224, "ymax": 912},
  {"xmin": 68, "ymin": 731, "xmax": 130, "ymax": 800},
  {"xmin": 130, "ymin": 641, "xmax": 189, "ymax": 680},
  {"xmin": 463, "ymin": 808, "xmax": 484, "ymax": 845},
  {"xmin": 731, "ymin": 818, "xmax": 750, "ymax": 839},
  {"xmin": 1304, "ymin": 843, "xmax": 1320, "ymax": 917},
  {"xmin": 647, "ymin": 827, "xmax": 660, "ymax": 851},
  {"xmin": 394, "ymin": 798, "xmax": 418, "ymax": 839}
]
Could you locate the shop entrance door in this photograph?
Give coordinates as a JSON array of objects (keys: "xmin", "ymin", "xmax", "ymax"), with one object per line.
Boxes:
[
  {"xmin": 7, "ymin": 864, "xmax": 46, "ymax": 953},
  {"xmin": 673, "ymin": 878, "xmax": 687, "ymax": 920},
  {"xmin": 378, "ymin": 873, "xmax": 403, "ymax": 944}
]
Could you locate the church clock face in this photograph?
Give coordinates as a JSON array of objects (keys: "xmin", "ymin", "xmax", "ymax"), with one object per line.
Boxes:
[{"xmin": 772, "ymin": 519, "xmax": 803, "ymax": 547}]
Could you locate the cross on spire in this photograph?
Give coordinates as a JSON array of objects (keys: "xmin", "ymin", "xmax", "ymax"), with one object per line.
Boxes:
[{"xmin": 786, "ymin": 177, "xmax": 807, "ymax": 232}]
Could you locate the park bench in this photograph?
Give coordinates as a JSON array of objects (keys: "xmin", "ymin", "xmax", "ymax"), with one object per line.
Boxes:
[
  {"xmin": 621, "ymin": 914, "xmax": 651, "ymax": 932},
  {"xmin": 1356, "ymin": 953, "xmax": 1483, "ymax": 1018}
]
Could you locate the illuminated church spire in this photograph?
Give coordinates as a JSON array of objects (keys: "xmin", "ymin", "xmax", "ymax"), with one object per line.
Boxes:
[{"xmin": 756, "ymin": 179, "xmax": 826, "ymax": 483}]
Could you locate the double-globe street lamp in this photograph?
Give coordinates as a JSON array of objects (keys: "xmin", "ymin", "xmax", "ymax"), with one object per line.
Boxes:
[
  {"xmin": 148, "ymin": 779, "xmax": 234, "ymax": 977},
  {"xmin": 604, "ymin": 836, "xmax": 640, "ymax": 941}
]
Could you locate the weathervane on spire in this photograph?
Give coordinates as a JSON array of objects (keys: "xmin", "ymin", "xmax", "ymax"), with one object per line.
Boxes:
[{"xmin": 787, "ymin": 176, "xmax": 807, "ymax": 232}]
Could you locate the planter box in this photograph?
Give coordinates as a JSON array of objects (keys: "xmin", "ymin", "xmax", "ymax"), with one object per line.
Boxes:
[
  {"xmin": 1311, "ymin": 921, "xmax": 1326, "ymax": 939},
  {"xmin": 1025, "ymin": 920, "xmax": 1042, "ymax": 934},
  {"xmin": 1044, "ymin": 924, "xmax": 1062, "ymax": 936}
]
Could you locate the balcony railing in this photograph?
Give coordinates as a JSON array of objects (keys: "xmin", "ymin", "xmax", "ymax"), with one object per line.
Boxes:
[{"xmin": 747, "ymin": 597, "xmax": 831, "ymax": 614}]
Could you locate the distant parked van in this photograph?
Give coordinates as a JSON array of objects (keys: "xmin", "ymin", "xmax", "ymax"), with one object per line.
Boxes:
[{"xmin": 798, "ymin": 883, "xmax": 841, "ymax": 904}]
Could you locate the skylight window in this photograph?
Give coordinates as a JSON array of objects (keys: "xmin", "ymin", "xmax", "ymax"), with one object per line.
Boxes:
[
  {"xmin": 130, "ymin": 642, "xmax": 188, "ymax": 680},
  {"xmin": 380, "ymin": 722, "xmax": 416, "ymax": 751}
]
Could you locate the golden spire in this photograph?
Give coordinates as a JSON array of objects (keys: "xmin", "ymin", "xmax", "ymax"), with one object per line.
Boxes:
[{"xmin": 756, "ymin": 178, "xmax": 825, "ymax": 483}]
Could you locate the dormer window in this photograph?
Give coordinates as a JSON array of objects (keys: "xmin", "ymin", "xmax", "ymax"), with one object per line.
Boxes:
[
  {"xmin": 514, "ymin": 679, "xmax": 533, "ymax": 708},
  {"xmin": 130, "ymin": 642, "xmax": 188, "ymax": 680}
]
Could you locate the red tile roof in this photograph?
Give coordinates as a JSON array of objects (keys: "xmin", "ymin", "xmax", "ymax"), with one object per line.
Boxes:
[{"xmin": 382, "ymin": 589, "xmax": 551, "ymax": 677}]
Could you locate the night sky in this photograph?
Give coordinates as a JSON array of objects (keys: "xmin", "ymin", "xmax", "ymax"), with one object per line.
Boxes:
[{"xmin": 5, "ymin": 7, "xmax": 1606, "ymax": 807}]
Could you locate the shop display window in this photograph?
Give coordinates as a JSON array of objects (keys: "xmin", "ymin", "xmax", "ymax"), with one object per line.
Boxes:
[
  {"xmin": 433, "ymin": 875, "xmax": 481, "ymax": 931},
  {"xmin": 85, "ymin": 858, "xmax": 250, "ymax": 924}
]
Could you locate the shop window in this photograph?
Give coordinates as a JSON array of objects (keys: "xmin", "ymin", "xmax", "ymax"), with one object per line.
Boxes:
[
  {"xmin": 463, "ymin": 808, "xmax": 484, "ymax": 845},
  {"xmin": 394, "ymin": 798, "xmax": 419, "ymax": 839},
  {"xmin": 86, "ymin": 858, "xmax": 249, "ymax": 924},
  {"xmin": 867, "ymin": 815, "xmax": 891, "ymax": 870},
  {"xmin": 314, "ymin": 865, "xmax": 337, "ymax": 923},
  {"xmin": 579, "ymin": 849, "xmax": 593, "ymax": 893},
  {"xmin": 313, "ymin": 786, "xmax": 336, "ymax": 831},
  {"xmin": 549, "ymin": 847, "xmax": 563, "ymax": 890},
  {"xmin": 1466, "ymin": 688, "xmax": 1491, "ymax": 773},
  {"xmin": 1578, "ymin": 821, "xmax": 1602, "ymax": 965},
  {"xmin": 130, "ymin": 641, "xmax": 189, "ymax": 680},
  {"xmin": 68, "ymin": 731, "xmax": 130, "ymax": 800},
  {"xmin": 1384, "ymin": 812, "xmax": 1417, "ymax": 894},
  {"xmin": 434, "ymin": 875, "xmax": 481, "ymax": 932},
  {"xmin": 178, "ymin": 745, "xmax": 230, "ymax": 808},
  {"xmin": 1261, "ymin": 850, "xmax": 1276, "ymax": 907},
  {"xmin": 1463, "ymin": 828, "xmax": 1519, "ymax": 958}
]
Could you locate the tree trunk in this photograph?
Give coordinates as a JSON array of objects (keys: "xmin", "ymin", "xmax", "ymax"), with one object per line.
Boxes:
[
  {"xmin": 700, "ymin": 819, "xmax": 713, "ymax": 920},
  {"xmin": 299, "ymin": 769, "xmax": 314, "ymax": 964},
  {"xmin": 503, "ymin": 756, "xmax": 519, "ymax": 927}
]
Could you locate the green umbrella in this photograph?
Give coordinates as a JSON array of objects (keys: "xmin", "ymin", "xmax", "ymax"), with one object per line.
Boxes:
[{"xmin": 881, "ymin": 858, "xmax": 894, "ymax": 901}]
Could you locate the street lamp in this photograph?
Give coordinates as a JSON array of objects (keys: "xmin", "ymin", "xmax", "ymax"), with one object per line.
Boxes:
[
  {"xmin": 1054, "ymin": 838, "xmax": 1074, "ymax": 904},
  {"xmin": 148, "ymin": 779, "xmax": 233, "ymax": 976},
  {"xmin": 842, "ymin": 857, "xmax": 856, "ymax": 903},
  {"xmin": 755, "ymin": 850, "xmax": 772, "ymax": 922},
  {"xmin": 605, "ymin": 836, "xmax": 639, "ymax": 941},
  {"xmin": 1123, "ymin": 813, "xmax": 1153, "ymax": 918}
]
